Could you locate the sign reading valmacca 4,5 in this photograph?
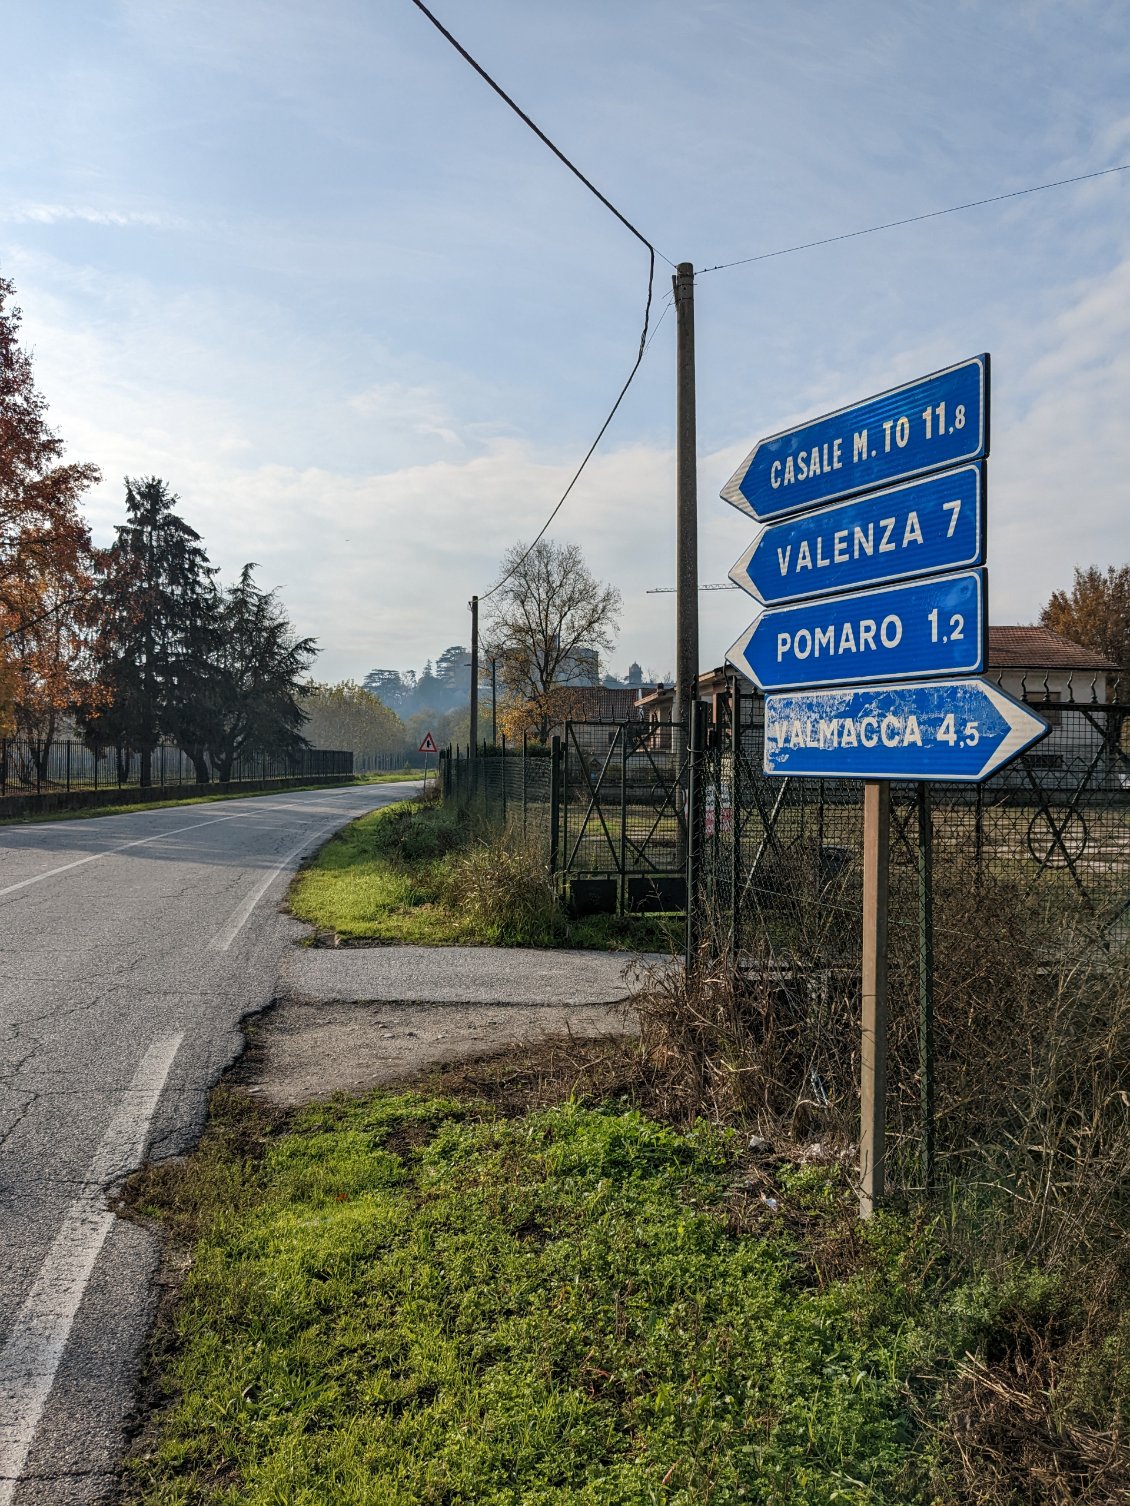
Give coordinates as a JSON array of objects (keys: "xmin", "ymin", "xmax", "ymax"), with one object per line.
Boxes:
[
  {"xmin": 721, "ymin": 354, "xmax": 988, "ymax": 522},
  {"xmin": 762, "ymin": 679, "xmax": 1048, "ymax": 782}
]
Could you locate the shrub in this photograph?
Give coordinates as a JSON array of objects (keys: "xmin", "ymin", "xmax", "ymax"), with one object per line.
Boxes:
[{"xmin": 443, "ymin": 827, "xmax": 566, "ymax": 946}]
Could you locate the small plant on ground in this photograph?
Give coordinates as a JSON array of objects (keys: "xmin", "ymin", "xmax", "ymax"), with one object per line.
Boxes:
[{"xmin": 127, "ymin": 1088, "xmax": 1086, "ymax": 1505}]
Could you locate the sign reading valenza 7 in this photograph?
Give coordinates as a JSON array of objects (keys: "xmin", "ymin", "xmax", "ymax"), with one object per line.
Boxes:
[
  {"xmin": 729, "ymin": 463, "xmax": 984, "ymax": 606},
  {"xmin": 727, "ymin": 569, "xmax": 986, "ymax": 693},
  {"xmin": 721, "ymin": 354, "xmax": 988, "ymax": 521},
  {"xmin": 763, "ymin": 678, "xmax": 1048, "ymax": 782}
]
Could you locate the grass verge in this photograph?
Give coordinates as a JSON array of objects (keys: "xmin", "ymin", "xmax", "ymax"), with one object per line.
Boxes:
[
  {"xmin": 125, "ymin": 1060, "xmax": 1083, "ymax": 1506},
  {"xmin": 289, "ymin": 799, "xmax": 678, "ymax": 951},
  {"xmin": 0, "ymin": 772, "xmax": 420, "ymax": 826}
]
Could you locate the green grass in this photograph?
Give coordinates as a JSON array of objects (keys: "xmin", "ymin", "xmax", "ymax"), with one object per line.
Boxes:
[
  {"xmin": 0, "ymin": 772, "xmax": 419, "ymax": 826},
  {"xmin": 125, "ymin": 1089, "xmax": 1054, "ymax": 1505},
  {"xmin": 288, "ymin": 800, "xmax": 679, "ymax": 951}
]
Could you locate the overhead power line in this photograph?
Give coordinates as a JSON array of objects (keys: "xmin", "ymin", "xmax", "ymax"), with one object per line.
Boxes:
[
  {"xmin": 407, "ymin": 0, "xmax": 672, "ymax": 602},
  {"xmin": 698, "ymin": 162, "xmax": 1130, "ymax": 275}
]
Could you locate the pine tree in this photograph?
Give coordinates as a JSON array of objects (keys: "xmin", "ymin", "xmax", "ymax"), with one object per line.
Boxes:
[
  {"xmin": 203, "ymin": 564, "xmax": 316, "ymax": 782},
  {"xmin": 87, "ymin": 477, "xmax": 217, "ymax": 785}
]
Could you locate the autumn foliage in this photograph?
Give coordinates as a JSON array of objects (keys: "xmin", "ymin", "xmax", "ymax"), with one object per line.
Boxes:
[{"xmin": 0, "ymin": 277, "xmax": 101, "ymax": 742}]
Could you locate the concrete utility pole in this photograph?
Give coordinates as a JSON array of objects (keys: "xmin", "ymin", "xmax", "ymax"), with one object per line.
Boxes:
[
  {"xmin": 469, "ymin": 595, "xmax": 479, "ymax": 751},
  {"xmin": 672, "ymin": 262, "xmax": 699, "ymax": 742}
]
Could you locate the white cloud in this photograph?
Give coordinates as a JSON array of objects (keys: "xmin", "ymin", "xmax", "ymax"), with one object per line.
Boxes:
[
  {"xmin": 347, "ymin": 383, "xmax": 463, "ymax": 448},
  {"xmin": 3, "ymin": 204, "xmax": 183, "ymax": 228}
]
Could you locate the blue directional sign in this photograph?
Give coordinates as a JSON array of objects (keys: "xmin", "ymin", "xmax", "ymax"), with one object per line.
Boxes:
[
  {"xmin": 727, "ymin": 569, "xmax": 986, "ymax": 692},
  {"xmin": 730, "ymin": 464, "xmax": 984, "ymax": 606},
  {"xmin": 763, "ymin": 678, "xmax": 1049, "ymax": 782},
  {"xmin": 721, "ymin": 354, "xmax": 988, "ymax": 522}
]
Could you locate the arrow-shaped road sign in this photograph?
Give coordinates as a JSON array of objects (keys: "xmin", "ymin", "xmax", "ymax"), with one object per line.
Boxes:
[
  {"xmin": 727, "ymin": 569, "xmax": 986, "ymax": 693},
  {"xmin": 763, "ymin": 678, "xmax": 1049, "ymax": 782},
  {"xmin": 729, "ymin": 464, "xmax": 984, "ymax": 607},
  {"xmin": 721, "ymin": 354, "xmax": 988, "ymax": 522}
]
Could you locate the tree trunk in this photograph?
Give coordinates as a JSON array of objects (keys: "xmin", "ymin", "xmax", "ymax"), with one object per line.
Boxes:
[{"xmin": 140, "ymin": 746, "xmax": 152, "ymax": 788}]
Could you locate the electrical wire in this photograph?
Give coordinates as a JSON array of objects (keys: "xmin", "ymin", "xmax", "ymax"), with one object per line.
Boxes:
[
  {"xmin": 408, "ymin": 0, "xmax": 674, "ymax": 269},
  {"xmin": 406, "ymin": 0, "xmax": 671, "ymax": 602},
  {"xmin": 698, "ymin": 162, "xmax": 1130, "ymax": 276}
]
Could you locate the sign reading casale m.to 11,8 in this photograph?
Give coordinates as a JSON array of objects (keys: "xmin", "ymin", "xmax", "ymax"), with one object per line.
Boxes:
[{"xmin": 721, "ymin": 354, "xmax": 988, "ymax": 522}]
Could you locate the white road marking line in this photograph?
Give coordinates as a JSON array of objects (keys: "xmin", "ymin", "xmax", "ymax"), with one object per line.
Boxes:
[
  {"xmin": 210, "ymin": 817, "xmax": 363, "ymax": 951},
  {"xmin": 0, "ymin": 814, "xmax": 249, "ymax": 898},
  {"xmin": 0, "ymin": 1033, "xmax": 184, "ymax": 1503}
]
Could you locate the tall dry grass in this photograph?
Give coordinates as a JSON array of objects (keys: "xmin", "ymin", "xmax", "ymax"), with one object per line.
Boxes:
[{"xmin": 629, "ymin": 859, "xmax": 1130, "ymax": 1500}]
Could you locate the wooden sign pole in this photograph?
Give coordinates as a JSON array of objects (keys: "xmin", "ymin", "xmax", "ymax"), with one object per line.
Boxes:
[{"xmin": 859, "ymin": 779, "xmax": 890, "ymax": 1218}]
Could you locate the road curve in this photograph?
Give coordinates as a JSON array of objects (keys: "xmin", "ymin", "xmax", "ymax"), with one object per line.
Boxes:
[{"xmin": 0, "ymin": 782, "xmax": 417, "ymax": 1504}]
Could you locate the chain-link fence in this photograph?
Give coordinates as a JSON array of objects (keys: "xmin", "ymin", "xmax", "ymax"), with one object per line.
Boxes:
[
  {"xmin": 444, "ymin": 725, "xmax": 690, "ymax": 913},
  {"xmin": 442, "ymin": 687, "xmax": 1129, "ymax": 1190},
  {"xmin": 0, "ymin": 738, "xmax": 354, "ymax": 798}
]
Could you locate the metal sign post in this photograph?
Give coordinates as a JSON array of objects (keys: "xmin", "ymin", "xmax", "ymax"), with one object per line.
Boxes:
[
  {"xmin": 860, "ymin": 780, "xmax": 890, "ymax": 1217},
  {"xmin": 418, "ymin": 732, "xmax": 438, "ymax": 792}
]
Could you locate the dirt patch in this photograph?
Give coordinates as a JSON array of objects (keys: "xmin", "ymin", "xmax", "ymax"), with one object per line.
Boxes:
[{"xmin": 243, "ymin": 996, "xmax": 639, "ymax": 1108}]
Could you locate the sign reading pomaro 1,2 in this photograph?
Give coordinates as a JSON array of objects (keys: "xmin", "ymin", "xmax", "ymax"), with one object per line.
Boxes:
[
  {"xmin": 721, "ymin": 354, "xmax": 988, "ymax": 521},
  {"xmin": 727, "ymin": 568, "xmax": 986, "ymax": 694}
]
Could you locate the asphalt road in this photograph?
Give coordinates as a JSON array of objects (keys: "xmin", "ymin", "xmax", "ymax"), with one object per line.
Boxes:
[{"xmin": 0, "ymin": 781, "xmax": 418, "ymax": 1504}]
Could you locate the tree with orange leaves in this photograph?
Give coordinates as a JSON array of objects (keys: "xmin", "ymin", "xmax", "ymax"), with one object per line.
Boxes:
[{"xmin": 0, "ymin": 276, "xmax": 101, "ymax": 754}]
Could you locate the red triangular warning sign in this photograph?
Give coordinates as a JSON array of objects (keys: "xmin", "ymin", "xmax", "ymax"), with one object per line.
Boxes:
[{"xmin": 418, "ymin": 732, "xmax": 438, "ymax": 753}]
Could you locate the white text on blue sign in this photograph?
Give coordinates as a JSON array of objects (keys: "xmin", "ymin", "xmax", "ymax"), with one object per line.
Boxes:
[
  {"xmin": 721, "ymin": 355, "xmax": 987, "ymax": 521},
  {"xmin": 730, "ymin": 464, "xmax": 983, "ymax": 606},
  {"xmin": 762, "ymin": 679, "xmax": 1048, "ymax": 782},
  {"xmin": 726, "ymin": 570, "xmax": 986, "ymax": 692}
]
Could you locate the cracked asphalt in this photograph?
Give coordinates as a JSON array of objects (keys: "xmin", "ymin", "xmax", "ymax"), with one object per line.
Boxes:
[{"xmin": 0, "ymin": 782, "xmax": 418, "ymax": 1504}]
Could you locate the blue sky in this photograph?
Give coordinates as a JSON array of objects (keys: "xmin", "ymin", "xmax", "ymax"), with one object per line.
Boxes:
[{"xmin": 3, "ymin": 0, "xmax": 1127, "ymax": 684}]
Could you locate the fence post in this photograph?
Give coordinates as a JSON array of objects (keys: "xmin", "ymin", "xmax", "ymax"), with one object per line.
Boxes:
[
  {"xmin": 501, "ymin": 733, "xmax": 507, "ymax": 824},
  {"xmin": 560, "ymin": 727, "xmax": 569, "ymax": 884},
  {"xmin": 66, "ymin": 740, "xmax": 71, "ymax": 793},
  {"xmin": 731, "ymin": 680, "xmax": 742, "ymax": 967},
  {"xmin": 685, "ymin": 702, "xmax": 707, "ymax": 974},
  {"xmin": 548, "ymin": 735, "xmax": 562, "ymax": 882},
  {"xmin": 618, "ymin": 726, "xmax": 628, "ymax": 917},
  {"xmin": 521, "ymin": 732, "xmax": 527, "ymax": 838}
]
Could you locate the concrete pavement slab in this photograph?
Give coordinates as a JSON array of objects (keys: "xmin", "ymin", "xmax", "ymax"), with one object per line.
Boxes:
[
  {"xmin": 277, "ymin": 944, "xmax": 668, "ymax": 1007},
  {"xmin": 247, "ymin": 999, "xmax": 637, "ymax": 1108}
]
